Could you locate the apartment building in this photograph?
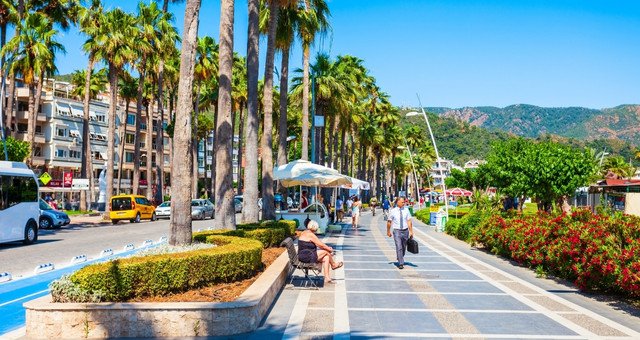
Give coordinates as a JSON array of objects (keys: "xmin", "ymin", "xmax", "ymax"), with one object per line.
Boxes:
[
  {"xmin": 7, "ymin": 79, "xmax": 171, "ymax": 205},
  {"xmin": 430, "ymin": 158, "xmax": 453, "ymax": 189}
]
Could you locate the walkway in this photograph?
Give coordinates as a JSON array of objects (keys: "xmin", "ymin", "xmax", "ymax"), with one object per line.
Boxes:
[{"xmin": 247, "ymin": 211, "xmax": 640, "ymax": 339}]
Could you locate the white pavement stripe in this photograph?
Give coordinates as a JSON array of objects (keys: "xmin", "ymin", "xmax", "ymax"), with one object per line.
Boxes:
[
  {"xmin": 0, "ymin": 288, "xmax": 49, "ymax": 307},
  {"xmin": 345, "ymin": 268, "xmax": 466, "ymax": 272},
  {"xmin": 282, "ymin": 290, "xmax": 311, "ymax": 340},
  {"xmin": 0, "ymin": 326, "xmax": 26, "ymax": 339},
  {"xmin": 414, "ymin": 228, "xmax": 640, "ymax": 338},
  {"xmin": 348, "ymin": 307, "xmax": 540, "ymax": 314},
  {"xmin": 342, "ymin": 254, "xmax": 443, "ymax": 258},
  {"xmin": 333, "ymin": 227, "xmax": 350, "ymax": 340},
  {"xmin": 349, "ymin": 332, "xmax": 586, "ymax": 339},
  {"xmin": 345, "ymin": 278, "xmax": 485, "ymax": 282},
  {"xmin": 343, "ymin": 260, "xmax": 453, "ymax": 264},
  {"xmin": 346, "ymin": 291, "xmax": 508, "ymax": 296}
]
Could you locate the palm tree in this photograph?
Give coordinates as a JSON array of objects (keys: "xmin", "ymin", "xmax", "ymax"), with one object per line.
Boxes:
[
  {"xmin": 213, "ymin": 0, "xmax": 236, "ymax": 229},
  {"xmin": 0, "ymin": 12, "xmax": 64, "ymax": 167},
  {"xmin": 601, "ymin": 156, "xmax": 636, "ymax": 179},
  {"xmin": 170, "ymin": 0, "xmax": 201, "ymax": 246},
  {"xmin": 297, "ymin": 0, "xmax": 330, "ymax": 161},
  {"xmin": 231, "ymin": 55, "xmax": 247, "ymax": 196},
  {"xmin": 69, "ymin": 68, "xmax": 107, "ymax": 100},
  {"xmin": 116, "ymin": 72, "xmax": 137, "ymax": 194},
  {"xmin": 243, "ymin": 0, "xmax": 260, "ymax": 223},
  {"xmin": 96, "ymin": 8, "xmax": 136, "ymax": 215},
  {"xmin": 163, "ymin": 0, "xmax": 185, "ymax": 13}
]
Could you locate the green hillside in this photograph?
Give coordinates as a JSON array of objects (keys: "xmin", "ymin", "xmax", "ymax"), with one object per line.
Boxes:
[{"xmin": 428, "ymin": 104, "xmax": 640, "ymax": 146}]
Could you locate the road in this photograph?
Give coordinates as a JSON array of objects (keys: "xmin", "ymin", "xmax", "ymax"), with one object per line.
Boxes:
[{"xmin": 0, "ymin": 216, "xmax": 220, "ymax": 280}]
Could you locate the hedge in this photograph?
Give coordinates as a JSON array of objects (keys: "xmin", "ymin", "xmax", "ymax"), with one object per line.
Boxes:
[
  {"xmin": 55, "ymin": 236, "xmax": 262, "ymax": 302},
  {"xmin": 193, "ymin": 220, "xmax": 296, "ymax": 248}
]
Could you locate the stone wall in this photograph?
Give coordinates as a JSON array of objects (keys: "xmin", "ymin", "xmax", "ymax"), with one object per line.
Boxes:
[{"xmin": 24, "ymin": 250, "xmax": 289, "ymax": 338}]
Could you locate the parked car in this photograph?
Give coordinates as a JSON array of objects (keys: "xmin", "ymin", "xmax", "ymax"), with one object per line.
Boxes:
[
  {"xmin": 234, "ymin": 195, "xmax": 262, "ymax": 210},
  {"xmin": 234, "ymin": 198, "xmax": 243, "ymax": 213},
  {"xmin": 154, "ymin": 201, "xmax": 171, "ymax": 219},
  {"xmin": 39, "ymin": 199, "xmax": 70, "ymax": 229},
  {"xmin": 110, "ymin": 195, "xmax": 156, "ymax": 224},
  {"xmin": 191, "ymin": 199, "xmax": 214, "ymax": 220}
]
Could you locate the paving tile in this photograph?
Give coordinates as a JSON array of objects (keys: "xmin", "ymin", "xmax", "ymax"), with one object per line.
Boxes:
[
  {"xmin": 463, "ymin": 312, "xmax": 578, "ymax": 336},
  {"xmin": 428, "ymin": 280, "xmax": 504, "ymax": 294},
  {"xmin": 346, "ymin": 279, "xmax": 413, "ymax": 292},
  {"xmin": 344, "ymin": 270, "xmax": 404, "ymax": 280},
  {"xmin": 347, "ymin": 292, "xmax": 430, "ymax": 309},
  {"xmin": 301, "ymin": 309, "xmax": 334, "ymax": 333},
  {"xmin": 349, "ymin": 310, "xmax": 446, "ymax": 334},
  {"xmin": 443, "ymin": 294, "xmax": 534, "ymax": 311}
]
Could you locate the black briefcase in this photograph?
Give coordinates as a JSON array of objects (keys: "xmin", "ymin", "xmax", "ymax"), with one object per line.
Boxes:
[{"xmin": 407, "ymin": 237, "xmax": 419, "ymax": 254}]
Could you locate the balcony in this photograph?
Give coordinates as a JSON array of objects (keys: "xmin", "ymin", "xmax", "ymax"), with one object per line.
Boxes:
[{"xmin": 16, "ymin": 110, "xmax": 49, "ymax": 122}]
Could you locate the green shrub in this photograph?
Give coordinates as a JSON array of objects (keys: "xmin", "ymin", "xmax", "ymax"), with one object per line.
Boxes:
[
  {"xmin": 57, "ymin": 236, "xmax": 262, "ymax": 302},
  {"xmin": 446, "ymin": 210, "xmax": 492, "ymax": 242},
  {"xmin": 194, "ymin": 221, "xmax": 292, "ymax": 248},
  {"xmin": 414, "ymin": 209, "xmax": 431, "ymax": 224}
]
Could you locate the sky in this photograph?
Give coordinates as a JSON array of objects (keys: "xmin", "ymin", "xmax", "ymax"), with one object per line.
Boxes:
[{"xmin": 53, "ymin": 0, "xmax": 640, "ymax": 109}]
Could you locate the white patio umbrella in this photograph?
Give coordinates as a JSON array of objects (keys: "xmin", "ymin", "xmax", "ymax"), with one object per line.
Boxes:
[
  {"xmin": 278, "ymin": 172, "xmax": 352, "ymax": 188},
  {"xmin": 273, "ymin": 159, "xmax": 341, "ymax": 181},
  {"xmin": 341, "ymin": 177, "xmax": 370, "ymax": 190}
]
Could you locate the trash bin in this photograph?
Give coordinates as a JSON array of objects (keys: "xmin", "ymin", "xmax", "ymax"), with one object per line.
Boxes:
[
  {"xmin": 429, "ymin": 212, "xmax": 438, "ymax": 225},
  {"xmin": 408, "ymin": 206, "xmax": 414, "ymax": 215},
  {"xmin": 435, "ymin": 212, "xmax": 447, "ymax": 232}
]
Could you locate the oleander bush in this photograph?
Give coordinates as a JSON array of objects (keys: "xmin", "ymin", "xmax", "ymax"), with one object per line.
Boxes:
[
  {"xmin": 473, "ymin": 209, "xmax": 640, "ymax": 297},
  {"xmin": 51, "ymin": 235, "xmax": 263, "ymax": 302}
]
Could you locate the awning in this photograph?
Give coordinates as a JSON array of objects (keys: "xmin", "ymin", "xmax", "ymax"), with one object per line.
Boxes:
[
  {"xmin": 340, "ymin": 177, "xmax": 370, "ymax": 190},
  {"xmin": 273, "ymin": 159, "xmax": 340, "ymax": 180},
  {"xmin": 279, "ymin": 172, "xmax": 351, "ymax": 188}
]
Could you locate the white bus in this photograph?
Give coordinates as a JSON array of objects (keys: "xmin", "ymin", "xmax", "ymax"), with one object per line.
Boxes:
[{"xmin": 0, "ymin": 161, "xmax": 40, "ymax": 244}]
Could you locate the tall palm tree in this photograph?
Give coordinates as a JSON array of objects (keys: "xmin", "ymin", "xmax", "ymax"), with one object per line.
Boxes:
[
  {"xmin": 214, "ymin": 0, "xmax": 236, "ymax": 229},
  {"xmin": 297, "ymin": 0, "xmax": 329, "ymax": 161},
  {"xmin": 170, "ymin": 0, "xmax": 201, "ymax": 245},
  {"xmin": 0, "ymin": 12, "xmax": 63, "ymax": 167},
  {"xmin": 96, "ymin": 8, "xmax": 135, "ymax": 215},
  {"xmin": 116, "ymin": 72, "xmax": 137, "ymax": 194},
  {"xmin": 231, "ymin": 55, "xmax": 247, "ymax": 195},
  {"xmin": 163, "ymin": 0, "xmax": 184, "ymax": 13},
  {"xmin": 77, "ymin": 0, "xmax": 103, "ymax": 211}
]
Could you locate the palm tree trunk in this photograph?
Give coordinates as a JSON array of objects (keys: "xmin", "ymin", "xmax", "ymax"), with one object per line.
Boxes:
[
  {"xmin": 80, "ymin": 57, "xmax": 95, "ymax": 211},
  {"xmin": 340, "ymin": 128, "xmax": 347, "ymax": 174},
  {"xmin": 243, "ymin": 0, "xmax": 260, "ymax": 223},
  {"xmin": 192, "ymin": 81, "xmax": 201, "ymax": 199},
  {"xmin": 133, "ymin": 59, "xmax": 146, "ymax": 195},
  {"xmin": 155, "ymin": 60, "xmax": 166, "ymax": 204},
  {"xmin": 170, "ymin": 0, "xmax": 201, "ymax": 246},
  {"xmin": 5, "ymin": 73, "xmax": 15, "ymax": 137},
  {"xmin": 301, "ymin": 44, "xmax": 310, "ymax": 161},
  {"xmin": 25, "ymin": 84, "xmax": 36, "ymax": 167},
  {"xmin": 210, "ymin": 101, "xmax": 217, "ymax": 199},
  {"xmin": 145, "ymin": 101, "xmax": 154, "ymax": 200},
  {"xmin": 276, "ymin": 45, "xmax": 290, "ymax": 169},
  {"xmin": 117, "ymin": 101, "xmax": 129, "ymax": 194},
  {"xmin": 327, "ymin": 114, "xmax": 335, "ymax": 168},
  {"xmin": 105, "ymin": 63, "xmax": 119, "ymax": 215},
  {"xmin": 237, "ymin": 103, "xmax": 245, "ymax": 195},
  {"xmin": 214, "ymin": 0, "xmax": 237, "ymax": 229},
  {"xmin": 261, "ymin": 1, "xmax": 278, "ymax": 221}
]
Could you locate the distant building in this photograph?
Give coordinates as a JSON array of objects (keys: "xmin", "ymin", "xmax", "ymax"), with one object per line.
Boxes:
[
  {"xmin": 464, "ymin": 159, "xmax": 486, "ymax": 169},
  {"xmin": 430, "ymin": 158, "xmax": 453, "ymax": 189}
]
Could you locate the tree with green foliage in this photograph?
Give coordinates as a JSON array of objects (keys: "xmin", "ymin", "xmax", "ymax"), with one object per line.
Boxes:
[
  {"xmin": 445, "ymin": 167, "xmax": 492, "ymax": 192},
  {"xmin": 600, "ymin": 155, "xmax": 636, "ymax": 179},
  {"xmin": 3, "ymin": 136, "xmax": 30, "ymax": 162}
]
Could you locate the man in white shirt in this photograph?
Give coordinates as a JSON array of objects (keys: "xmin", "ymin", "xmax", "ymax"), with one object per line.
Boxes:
[
  {"xmin": 346, "ymin": 197, "xmax": 353, "ymax": 217},
  {"xmin": 386, "ymin": 197, "xmax": 413, "ymax": 269}
]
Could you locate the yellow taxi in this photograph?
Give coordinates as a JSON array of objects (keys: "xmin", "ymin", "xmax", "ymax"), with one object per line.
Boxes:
[{"xmin": 109, "ymin": 195, "xmax": 157, "ymax": 224}]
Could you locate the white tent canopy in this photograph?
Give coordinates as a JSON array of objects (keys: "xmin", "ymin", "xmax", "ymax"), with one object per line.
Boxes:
[
  {"xmin": 341, "ymin": 177, "xmax": 370, "ymax": 190},
  {"xmin": 273, "ymin": 159, "xmax": 340, "ymax": 181},
  {"xmin": 273, "ymin": 159, "xmax": 369, "ymax": 189},
  {"xmin": 278, "ymin": 172, "xmax": 352, "ymax": 188}
]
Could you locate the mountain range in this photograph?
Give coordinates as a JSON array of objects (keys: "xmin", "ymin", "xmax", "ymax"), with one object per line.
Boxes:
[{"xmin": 426, "ymin": 104, "xmax": 640, "ymax": 146}]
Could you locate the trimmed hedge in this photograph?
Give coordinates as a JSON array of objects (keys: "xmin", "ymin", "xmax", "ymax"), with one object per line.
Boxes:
[
  {"xmin": 193, "ymin": 220, "xmax": 296, "ymax": 248},
  {"xmin": 57, "ymin": 236, "xmax": 262, "ymax": 302}
]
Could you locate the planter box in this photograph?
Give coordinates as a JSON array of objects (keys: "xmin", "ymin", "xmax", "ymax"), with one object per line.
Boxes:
[{"xmin": 24, "ymin": 250, "xmax": 289, "ymax": 338}]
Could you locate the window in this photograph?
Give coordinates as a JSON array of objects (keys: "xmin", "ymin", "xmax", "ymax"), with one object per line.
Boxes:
[
  {"xmin": 125, "ymin": 152, "xmax": 134, "ymax": 163},
  {"xmin": 69, "ymin": 150, "xmax": 81, "ymax": 159},
  {"xmin": 127, "ymin": 114, "xmax": 135, "ymax": 125},
  {"xmin": 56, "ymin": 127, "xmax": 68, "ymax": 138},
  {"xmin": 96, "ymin": 114, "xmax": 106, "ymax": 123},
  {"xmin": 0, "ymin": 175, "xmax": 38, "ymax": 210},
  {"xmin": 125, "ymin": 133, "xmax": 135, "ymax": 144},
  {"xmin": 164, "ymin": 155, "xmax": 170, "ymax": 165},
  {"xmin": 17, "ymin": 101, "xmax": 28, "ymax": 112},
  {"xmin": 140, "ymin": 123, "xmax": 147, "ymax": 131},
  {"xmin": 17, "ymin": 123, "xmax": 27, "ymax": 133},
  {"xmin": 163, "ymin": 137, "xmax": 169, "ymax": 146}
]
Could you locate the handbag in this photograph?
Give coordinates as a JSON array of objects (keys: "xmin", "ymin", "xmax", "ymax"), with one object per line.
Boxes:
[{"xmin": 407, "ymin": 237, "xmax": 419, "ymax": 254}]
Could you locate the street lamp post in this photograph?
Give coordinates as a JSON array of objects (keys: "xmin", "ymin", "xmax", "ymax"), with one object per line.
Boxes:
[{"xmin": 406, "ymin": 94, "xmax": 449, "ymax": 220}]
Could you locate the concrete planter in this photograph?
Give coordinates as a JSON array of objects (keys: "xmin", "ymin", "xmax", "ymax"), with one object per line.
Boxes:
[{"xmin": 24, "ymin": 250, "xmax": 289, "ymax": 339}]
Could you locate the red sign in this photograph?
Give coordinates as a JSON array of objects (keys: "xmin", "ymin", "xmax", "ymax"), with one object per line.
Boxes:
[
  {"xmin": 47, "ymin": 180, "xmax": 63, "ymax": 187},
  {"xmin": 139, "ymin": 179, "xmax": 148, "ymax": 185},
  {"xmin": 63, "ymin": 172, "xmax": 73, "ymax": 187}
]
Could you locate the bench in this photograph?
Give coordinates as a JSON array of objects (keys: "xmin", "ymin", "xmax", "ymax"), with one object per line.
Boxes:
[{"xmin": 280, "ymin": 237, "xmax": 322, "ymax": 289}]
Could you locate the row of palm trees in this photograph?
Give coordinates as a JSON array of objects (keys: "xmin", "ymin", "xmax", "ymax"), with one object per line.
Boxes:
[{"xmin": 0, "ymin": 0, "xmax": 437, "ymax": 245}]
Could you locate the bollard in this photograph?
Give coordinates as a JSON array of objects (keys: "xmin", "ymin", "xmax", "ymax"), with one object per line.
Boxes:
[
  {"xmin": 69, "ymin": 255, "xmax": 87, "ymax": 265},
  {"xmin": 123, "ymin": 243, "xmax": 135, "ymax": 252},
  {"xmin": 0, "ymin": 272, "xmax": 11, "ymax": 283},
  {"xmin": 99, "ymin": 248, "xmax": 114, "ymax": 258},
  {"xmin": 34, "ymin": 263, "xmax": 55, "ymax": 275},
  {"xmin": 196, "ymin": 228, "xmax": 204, "ymax": 232},
  {"xmin": 158, "ymin": 236, "xmax": 168, "ymax": 244},
  {"xmin": 141, "ymin": 239, "xmax": 154, "ymax": 247}
]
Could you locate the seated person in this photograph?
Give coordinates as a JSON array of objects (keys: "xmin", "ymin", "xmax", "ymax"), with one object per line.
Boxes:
[{"xmin": 298, "ymin": 220, "xmax": 343, "ymax": 284}]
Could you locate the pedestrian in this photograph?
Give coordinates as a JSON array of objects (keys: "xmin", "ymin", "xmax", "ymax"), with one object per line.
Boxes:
[
  {"xmin": 386, "ymin": 197, "xmax": 413, "ymax": 269},
  {"xmin": 336, "ymin": 196, "xmax": 344, "ymax": 222},
  {"xmin": 382, "ymin": 196, "xmax": 390, "ymax": 219},
  {"xmin": 298, "ymin": 220, "xmax": 343, "ymax": 285},
  {"xmin": 351, "ymin": 197, "xmax": 362, "ymax": 229},
  {"xmin": 346, "ymin": 196, "xmax": 353, "ymax": 217},
  {"xmin": 301, "ymin": 190, "xmax": 309, "ymax": 209}
]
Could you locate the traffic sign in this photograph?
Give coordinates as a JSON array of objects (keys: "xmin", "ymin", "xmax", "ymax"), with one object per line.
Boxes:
[
  {"xmin": 72, "ymin": 178, "xmax": 90, "ymax": 190},
  {"xmin": 39, "ymin": 172, "xmax": 52, "ymax": 186}
]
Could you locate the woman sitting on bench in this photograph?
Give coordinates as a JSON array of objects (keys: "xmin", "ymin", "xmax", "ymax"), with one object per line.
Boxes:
[{"xmin": 298, "ymin": 220, "xmax": 343, "ymax": 284}]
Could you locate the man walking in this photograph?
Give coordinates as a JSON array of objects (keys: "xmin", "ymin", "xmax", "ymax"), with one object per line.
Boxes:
[
  {"xmin": 336, "ymin": 196, "xmax": 344, "ymax": 221},
  {"xmin": 386, "ymin": 197, "xmax": 413, "ymax": 269}
]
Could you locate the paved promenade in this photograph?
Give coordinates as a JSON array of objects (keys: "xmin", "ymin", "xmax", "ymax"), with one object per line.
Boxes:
[{"xmin": 245, "ymin": 211, "xmax": 640, "ymax": 339}]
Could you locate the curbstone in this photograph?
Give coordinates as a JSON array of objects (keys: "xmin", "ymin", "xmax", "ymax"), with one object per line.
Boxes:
[
  {"xmin": 140, "ymin": 239, "xmax": 154, "ymax": 247},
  {"xmin": 34, "ymin": 263, "xmax": 55, "ymax": 275},
  {"xmin": 122, "ymin": 243, "xmax": 135, "ymax": 252},
  {"xmin": 98, "ymin": 248, "xmax": 114, "ymax": 258},
  {"xmin": 158, "ymin": 236, "xmax": 167, "ymax": 243},
  {"xmin": 69, "ymin": 255, "xmax": 87, "ymax": 265},
  {"xmin": 0, "ymin": 272, "xmax": 11, "ymax": 283}
]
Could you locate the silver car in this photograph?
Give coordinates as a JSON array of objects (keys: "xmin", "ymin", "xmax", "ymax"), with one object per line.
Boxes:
[
  {"xmin": 39, "ymin": 199, "xmax": 70, "ymax": 229},
  {"xmin": 191, "ymin": 199, "xmax": 214, "ymax": 220},
  {"xmin": 154, "ymin": 201, "xmax": 171, "ymax": 219}
]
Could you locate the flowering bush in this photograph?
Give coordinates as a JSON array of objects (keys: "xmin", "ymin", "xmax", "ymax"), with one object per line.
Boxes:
[{"xmin": 473, "ymin": 209, "xmax": 640, "ymax": 298}]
